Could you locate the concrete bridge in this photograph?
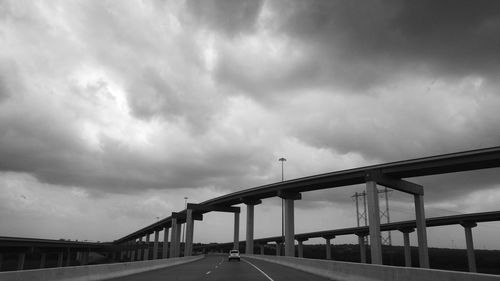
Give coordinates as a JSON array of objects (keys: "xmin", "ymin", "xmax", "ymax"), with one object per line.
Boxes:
[{"xmin": 2, "ymin": 146, "xmax": 500, "ymax": 280}]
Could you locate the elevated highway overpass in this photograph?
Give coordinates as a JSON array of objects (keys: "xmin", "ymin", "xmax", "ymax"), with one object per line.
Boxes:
[
  {"xmin": 114, "ymin": 146, "xmax": 500, "ymax": 270},
  {"xmin": 2, "ymin": 146, "xmax": 500, "ymax": 280}
]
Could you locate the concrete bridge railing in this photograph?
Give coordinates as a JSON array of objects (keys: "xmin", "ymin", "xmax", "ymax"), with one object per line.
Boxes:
[
  {"xmin": 0, "ymin": 255, "xmax": 203, "ymax": 281},
  {"xmin": 243, "ymin": 254, "xmax": 500, "ymax": 281}
]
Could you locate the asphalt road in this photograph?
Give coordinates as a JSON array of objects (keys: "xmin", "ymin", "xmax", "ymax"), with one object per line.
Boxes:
[{"xmin": 107, "ymin": 255, "xmax": 333, "ymax": 281}]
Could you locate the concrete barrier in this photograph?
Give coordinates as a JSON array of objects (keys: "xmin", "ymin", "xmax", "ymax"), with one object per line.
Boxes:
[
  {"xmin": 243, "ymin": 255, "xmax": 500, "ymax": 281},
  {"xmin": 0, "ymin": 255, "xmax": 204, "ymax": 281}
]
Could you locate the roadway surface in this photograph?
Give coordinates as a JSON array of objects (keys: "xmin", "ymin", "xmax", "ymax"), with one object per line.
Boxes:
[{"xmin": 108, "ymin": 255, "xmax": 333, "ymax": 281}]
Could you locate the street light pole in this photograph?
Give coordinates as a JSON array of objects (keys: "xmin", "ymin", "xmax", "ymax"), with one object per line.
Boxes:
[
  {"xmin": 279, "ymin": 158, "xmax": 286, "ymax": 182},
  {"xmin": 182, "ymin": 197, "xmax": 188, "ymax": 244},
  {"xmin": 278, "ymin": 157, "xmax": 287, "ymax": 254}
]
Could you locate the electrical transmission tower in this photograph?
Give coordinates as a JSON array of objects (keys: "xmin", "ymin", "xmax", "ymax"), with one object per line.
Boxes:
[{"xmin": 352, "ymin": 187, "xmax": 392, "ymax": 245}]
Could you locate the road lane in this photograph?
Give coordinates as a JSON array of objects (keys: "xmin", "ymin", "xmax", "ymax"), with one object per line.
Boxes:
[
  {"xmin": 243, "ymin": 257, "xmax": 334, "ymax": 281},
  {"xmin": 107, "ymin": 255, "xmax": 333, "ymax": 281},
  {"xmin": 107, "ymin": 255, "xmax": 225, "ymax": 281}
]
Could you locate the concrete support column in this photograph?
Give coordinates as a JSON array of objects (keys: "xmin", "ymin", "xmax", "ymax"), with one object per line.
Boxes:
[
  {"xmin": 153, "ymin": 230, "xmax": 159, "ymax": 259},
  {"xmin": 366, "ymin": 181, "xmax": 383, "ymax": 264},
  {"xmin": 57, "ymin": 252, "xmax": 64, "ymax": 267},
  {"xmin": 403, "ymin": 232, "xmax": 411, "ymax": 267},
  {"xmin": 131, "ymin": 241, "xmax": 136, "ymax": 262},
  {"xmin": 82, "ymin": 250, "xmax": 89, "ymax": 265},
  {"xmin": 17, "ymin": 252, "xmax": 25, "ymax": 270},
  {"xmin": 163, "ymin": 226, "xmax": 170, "ymax": 259},
  {"xmin": 278, "ymin": 192, "xmax": 301, "ymax": 257},
  {"xmin": 259, "ymin": 244, "xmax": 265, "ymax": 255},
  {"xmin": 356, "ymin": 233, "xmax": 367, "ymax": 263},
  {"xmin": 185, "ymin": 209, "xmax": 194, "ymax": 257},
  {"xmin": 399, "ymin": 227, "xmax": 414, "ymax": 267},
  {"xmin": 284, "ymin": 198, "xmax": 295, "ymax": 257},
  {"xmin": 461, "ymin": 222, "xmax": 477, "ymax": 272},
  {"xmin": 233, "ymin": 211, "xmax": 240, "ymax": 250},
  {"xmin": 324, "ymin": 237, "xmax": 333, "ymax": 260},
  {"xmin": 144, "ymin": 233, "xmax": 150, "ymax": 260},
  {"xmin": 245, "ymin": 204, "xmax": 255, "ymax": 254},
  {"xmin": 40, "ymin": 252, "xmax": 46, "ymax": 269},
  {"xmin": 414, "ymin": 194, "xmax": 429, "ymax": 268},
  {"xmin": 175, "ymin": 221, "xmax": 182, "ymax": 257},
  {"xmin": 297, "ymin": 238, "xmax": 307, "ymax": 258},
  {"xmin": 65, "ymin": 248, "xmax": 71, "ymax": 267},
  {"xmin": 138, "ymin": 237, "xmax": 143, "ymax": 260},
  {"xmin": 275, "ymin": 242, "xmax": 282, "ymax": 256},
  {"xmin": 127, "ymin": 242, "xmax": 132, "ymax": 261},
  {"xmin": 298, "ymin": 241, "xmax": 304, "ymax": 258},
  {"xmin": 170, "ymin": 217, "xmax": 179, "ymax": 258}
]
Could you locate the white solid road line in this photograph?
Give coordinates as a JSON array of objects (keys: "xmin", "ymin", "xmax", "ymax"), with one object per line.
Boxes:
[{"xmin": 242, "ymin": 259, "xmax": 275, "ymax": 281}]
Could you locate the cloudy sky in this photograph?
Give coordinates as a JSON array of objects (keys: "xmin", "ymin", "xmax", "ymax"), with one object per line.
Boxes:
[{"xmin": 1, "ymin": 0, "xmax": 500, "ymax": 249}]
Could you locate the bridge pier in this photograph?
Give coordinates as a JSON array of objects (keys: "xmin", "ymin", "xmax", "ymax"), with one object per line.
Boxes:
[
  {"xmin": 185, "ymin": 209, "xmax": 194, "ymax": 256},
  {"xmin": 356, "ymin": 232, "xmax": 367, "ymax": 263},
  {"xmin": 170, "ymin": 215, "xmax": 179, "ymax": 258},
  {"xmin": 175, "ymin": 222, "xmax": 182, "ymax": 256},
  {"xmin": 399, "ymin": 227, "xmax": 415, "ymax": 267},
  {"xmin": 84, "ymin": 249, "xmax": 90, "ymax": 265},
  {"xmin": 65, "ymin": 248, "xmax": 71, "ymax": 266},
  {"xmin": 40, "ymin": 252, "xmax": 46, "ymax": 268},
  {"xmin": 130, "ymin": 242, "xmax": 136, "ymax": 262},
  {"xmin": 137, "ymin": 236, "xmax": 143, "ymax": 260},
  {"xmin": 275, "ymin": 242, "xmax": 282, "ymax": 256},
  {"xmin": 163, "ymin": 226, "xmax": 170, "ymax": 259},
  {"xmin": 244, "ymin": 200, "xmax": 261, "ymax": 254},
  {"xmin": 278, "ymin": 191, "xmax": 301, "ymax": 257},
  {"xmin": 57, "ymin": 251, "xmax": 64, "ymax": 267},
  {"xmin": 233, "ymin": 211, "xmax": 240, "ymax": 250},
  {"xmin": 414, "ymin": 194, "xmax": 429, "ymax": 268},
  {"xmin": 144, "ymin": 233, "xmax": 150, "ymax": 260},
  {"xmin": 366, "ymin": 171, "xmax": 429, "ymax": 268},
  {"xmin": 461, "ymin": 221, "xmax": 477, "ymax": 272},
  {"xmin": 17, "ymin": 252, "xmax": 25, "ymax": 270},
  {"xmin": 126, "ymin": 242, "xmax": 131, "ymax": 261},
  {"xmin": 153, "ymin": 230, "xmax": 159, "ymax": 259},
  {"xmin": 132, "ymin": 242, "xmax": 138, "ymax": 262},
  {"xmin": 246, "ymin": 204, "xmax": 255, "ymax": 254},
  {"xmin": 297, "ymin": 238, "xmax": 308, "ymax": 258},
  {"xmin": 366, "ymin": 180, "xmax": 383, "ymax": 264},
  {"xmin": 323, "ymin": 236, "xmax": 334, "ymax": 260}
]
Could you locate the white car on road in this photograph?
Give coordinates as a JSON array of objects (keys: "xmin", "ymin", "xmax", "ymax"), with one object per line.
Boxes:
[{"xmin": 228, "ymin": 249, "xmax": 240, "ymax": 261}]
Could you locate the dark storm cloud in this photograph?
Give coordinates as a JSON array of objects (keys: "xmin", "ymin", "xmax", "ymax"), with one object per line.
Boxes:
[
  {"xmin": 124, "ymin": 66, "xmax": 219, "ymax": 134},
  {"xmin": 1, "ymin": 0, "xmax": 499, "ymax": 203},
  {"xmin": 214, "ymin": 0, "xmax": 500, "ymax": 96},
  {"xmin": 185, "ymin": 0, "xmax": 264, "ymax": 36},
  {"xmin": 284, "ymin": 0, "xmax": 500, "ymax": 77}
]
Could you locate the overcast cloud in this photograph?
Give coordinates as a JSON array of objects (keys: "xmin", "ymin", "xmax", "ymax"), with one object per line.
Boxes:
[{"xmin": 1, "ymin": 0, "xmax": 500, "ymax": 246}]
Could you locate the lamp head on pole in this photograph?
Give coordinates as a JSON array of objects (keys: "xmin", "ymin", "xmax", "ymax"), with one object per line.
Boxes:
[{"xmin": 278, "ymin": 157, "xmax": 287, "ymax": 162}]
